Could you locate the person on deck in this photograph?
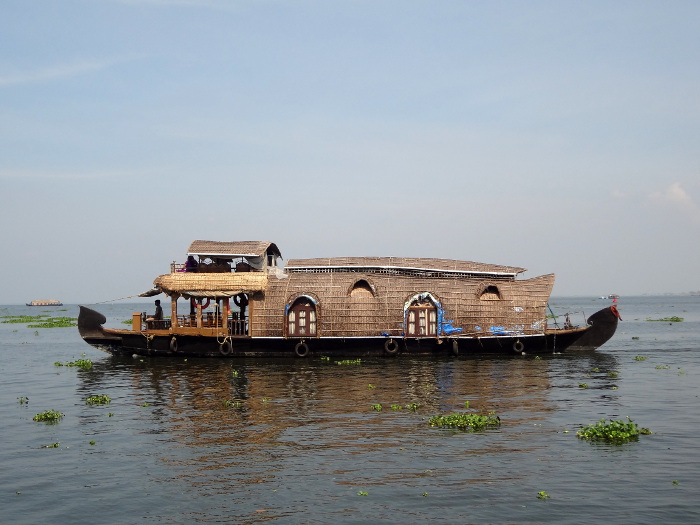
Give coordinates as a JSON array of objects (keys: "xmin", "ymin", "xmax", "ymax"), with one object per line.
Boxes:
[
  {"xmin": 154, "ymin": 300, "xmax": 163, "ymax": 320},
  {"xmin": 184, "ymin": 256, "xmax": 198, "ymax": 272}
]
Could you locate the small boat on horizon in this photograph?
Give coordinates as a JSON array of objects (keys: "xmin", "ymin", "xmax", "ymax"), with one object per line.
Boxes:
[
  {"xmin": 79, "ymin": 240, "xmax": 620, "ymax": 358},
  {"xmin": 26, "ymin": 299, "xmax": 63, "ymax": 306}
]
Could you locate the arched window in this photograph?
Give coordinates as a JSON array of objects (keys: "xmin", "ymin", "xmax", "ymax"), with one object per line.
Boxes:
[
  {"xmin": 479, "ymin": 285, "xmax": 501, "ymax": 301},
  {"xmin": 406, "ymin": 296, "xmax": 438, "ymax": 337},
  {"xmin": 349, "ymin": 279, "xmax": 375, "ymax": 298},
  {"xmin": 288, "ymin": 297, "xmax": 317, "ymax": 337}
]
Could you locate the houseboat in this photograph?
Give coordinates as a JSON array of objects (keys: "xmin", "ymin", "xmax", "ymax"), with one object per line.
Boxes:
[
  {"xmin": 27, "ymin": 299, "xmax": 63, "ymax": 306},
  {"xmin": 78, "ymin": 240, "xmax": 620, "ymax": 357}
]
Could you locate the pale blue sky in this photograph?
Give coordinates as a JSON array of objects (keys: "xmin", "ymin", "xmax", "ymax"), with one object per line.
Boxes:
[{"xmin": 2, "ymin": 0, "xmax": 699, "ymax": 304}]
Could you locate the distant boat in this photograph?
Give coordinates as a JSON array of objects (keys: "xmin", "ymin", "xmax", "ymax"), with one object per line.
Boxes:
[{"xmin": 26, "ymin": 299, "xmax": 63, "ymax": 306}]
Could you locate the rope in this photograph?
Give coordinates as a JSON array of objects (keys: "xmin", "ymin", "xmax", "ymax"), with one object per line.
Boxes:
[
  {"xmin": 216, "ymin": 334, "xmax": 232, "ymax": 345},
  {"xmin": 547, "ymin": 305, "xmax": 561, "ymax": 329},
  {"xmin": 85, "ymin": 294, "xmax": 147, "ymax": 305}
]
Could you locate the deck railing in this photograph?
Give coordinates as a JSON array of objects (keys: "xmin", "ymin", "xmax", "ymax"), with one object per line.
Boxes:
[{"xmin": 171, "ymin": 314, "xmax": 248, "ymax": 336}]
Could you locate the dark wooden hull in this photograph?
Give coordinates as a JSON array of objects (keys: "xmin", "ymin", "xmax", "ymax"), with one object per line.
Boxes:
[
  {"xmin": 567, "ymin": 305, "xmax": 621, "ymax": 349},
  {"xmin": 78, "ymin": 305, "xmax": 599, "ymax": 358}
]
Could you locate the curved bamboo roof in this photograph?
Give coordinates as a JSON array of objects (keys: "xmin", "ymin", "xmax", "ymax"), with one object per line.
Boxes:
[
  {"xmin": 188, "ymin": 240, "xmax": 282, "ymax": 259},
  {"xmin": 285, "ymin": 257, "xmax": 525, "ymax": 276}
]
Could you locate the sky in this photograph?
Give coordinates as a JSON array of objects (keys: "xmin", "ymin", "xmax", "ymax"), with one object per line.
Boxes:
[{"xmin": 1, "ymin": 0, "xmax": 699, "ymax": 304}]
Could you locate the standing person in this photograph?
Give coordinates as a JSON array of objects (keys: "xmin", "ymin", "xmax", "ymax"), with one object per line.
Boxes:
[
  {"xmin": 185, "ymin": 256, "xmax": 198, "ymax": 272},
  {"xmin": 154, "ymin": 300, "xmax": 163, "ymax": 320}
]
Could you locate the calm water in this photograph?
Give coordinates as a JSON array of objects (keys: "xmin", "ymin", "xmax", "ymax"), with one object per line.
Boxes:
[{"xmin": 1, "ymin": 296, "xmax": 698, "ymax": 524}]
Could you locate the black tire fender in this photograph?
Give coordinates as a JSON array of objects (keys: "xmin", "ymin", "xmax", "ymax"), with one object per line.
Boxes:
[
  {"xmin": 294, "ymin": 341, "xmax": 309, "ymax": 357},
  {"xmin": 384, "ymin": 339, "xmax": 398, "ymax": 355},
  {"xmin": 219, "ymin": 340, "xmax": 233, "ymax": 356}
]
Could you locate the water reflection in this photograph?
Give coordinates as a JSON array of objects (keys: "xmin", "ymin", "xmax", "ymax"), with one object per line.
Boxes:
[
  {"xmin": 77, "ymin": 352, "xmax": 628, "ymax": 517},
  {"xmin": 78, "ymin": 354, "xmax": 569, "ymax": 445}
]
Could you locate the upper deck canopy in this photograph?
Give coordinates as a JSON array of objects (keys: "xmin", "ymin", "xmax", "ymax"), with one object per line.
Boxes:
[{"xmin": 188, "ymin": 240, "xmax": 282, "ymax": 260}]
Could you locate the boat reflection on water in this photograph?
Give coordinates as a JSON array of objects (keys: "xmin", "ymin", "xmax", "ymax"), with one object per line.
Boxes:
[
  {"xmin": 71, "ymin": 347, "xmax": 624, "ymax": 513},
  {"xmin": 75, "ymin": 352, "xmax": 613, "ymax": 453}
]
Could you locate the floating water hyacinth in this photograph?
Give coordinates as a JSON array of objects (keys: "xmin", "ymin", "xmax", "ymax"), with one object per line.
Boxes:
[
  {"xmin": 576, "ymin": 417, "xmax": 651, "ymax": 444},
  {"xmin": 429, "ymin": 412, "xmax": 501, "ymax": 432},
  {"xmin": 0, "ymin": 314, "xmax": 77, "ymax": 328},
  {"xmin": 33, "ymin": 410, "xmax": 64, "ymax": 423},
  {"xmin": 335, "ymin": 359, "xmax": 361, "ymax": 365},
  {"xmin": 85, "ymin": 394, "xmax": 111, "ymax": 405},
  {"xmin": 55, "ymin": 358, "xmax": 93, "ymax": 369}
]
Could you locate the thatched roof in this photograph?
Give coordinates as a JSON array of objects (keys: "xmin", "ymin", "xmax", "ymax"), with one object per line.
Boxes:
[
  {"xmin": 285, "ymin": 257, "xmax": 525, "ymax": 277},
  {"xmin": 154, "ymin": 272, "xmax": 268, "ymax": 298},
  {"xmin": 188, "ymin": 240, "xmax": 282, "ymax": 259}
]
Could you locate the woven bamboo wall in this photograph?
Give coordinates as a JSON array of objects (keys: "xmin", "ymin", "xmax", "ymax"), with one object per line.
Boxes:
[{"xmin": 250, "ymin": 271, "xmax": 554, "ymax": 338}]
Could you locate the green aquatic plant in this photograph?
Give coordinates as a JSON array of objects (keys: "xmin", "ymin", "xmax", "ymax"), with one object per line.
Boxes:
[
  {"xmin": 672, "ymin": 480, "xmax": 679, "ymax": 486},
  {"xmin": 334, "ymin": 359, "xmax": 362, "ymax": 366},
  {"xmin": 370, "ymin": 403, "xmax": 383, "ymax": 411},
  {"xmin": 428, "ymin": 412, "xmax": 501, "ymax": 432},
  {"xmin": 634, "ymin": 356, "xmax": 647, "ymax": 361},
  {"xmin": 89, "ymin": 440, "xmax": 96, "ymax": 446},
  {"xmin": 33, "ymin": 409, "xmax": 64, "ymax": 423},
  {"xmin": 85, "ymin": 394, "xmax": 111, "ymax": 405},
  {"xmin": 537, "ymin": 491, "xmax": 550, "ymax": 500},
  {"xmin": 592, "ymin": 367, "xmax": 600, "ymax": 373},
  {"xmin": 17, "ymin": 397, "xmax": 28, "ymax": 404},
  {"xmin": 632, "ymin": 336, "xmax": 640, "ymax": 340},
  {"xmin": 43, "ymin": 442, "xmax": 60, "ymax": 448},
  {"xmin": 390, "ymin": 404, "xmax": 403, "ymax": 411},
  {"xmin": 608, "ymin": 372, "xmax": 619, "ymax": 378},
  {"xmin": 55, "ymin": 358, "xmax": 93, "ymax": 369},
  {"xmin": 231, "ymin": 369, "xmax": 239, "ymax": 377},
  {"xmin": 422, "ymin": 492, "xmax": 429, "ymax": 497},
  {"xmin": 1, "ymin": 315, "xmax": 49, "ymax": 324},
  {"xmin": 576, "ymin": 417, "xmax": 651, "ymax": 444},
  {"xmin": 367, "ymin": 384, "xmax": 375, "ymax": 389},
  {"xmin": 646, "ymin": 316, "xmax": 683, "ymax": 322},
  {"xmin": 320, "ymin": 356, "xmax": 330, "ymax": 361},
  {"xmin": 464, "ymin": 400, "xmax": 470, "ymax": 409},
  {"xmin": 655, "ymin": 365, "xmax": 670, "ymax": 370},
  {"xmin": 357, "ymin": 491, "xmax": 368, "ymax": 496},
  {"xmin": 578, "ymin": 383, "xmax": 588, "ymax": 389},
  {"xmin": 28, "ymin": 316, "xmax": 78, "ymax": 328},
  {"xmin": 224, "ymin": 400, "xmax": 242, "ymax": 408},
  {"xmin": 70, "ymin": 358, "xmax": 93, "ymax": 369},
  {"xmin": 405, "ymin": 403, "xmax": 420, "ymax": 411}
]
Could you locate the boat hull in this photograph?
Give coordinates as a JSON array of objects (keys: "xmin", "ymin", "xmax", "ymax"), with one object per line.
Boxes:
[
  {"xmin": 567, "ymin": 305, "xmax": 621, "ymax": 349},
  {"xmin": 78, "ymin": 306, "xmax": 594, "ymax": 358}
]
